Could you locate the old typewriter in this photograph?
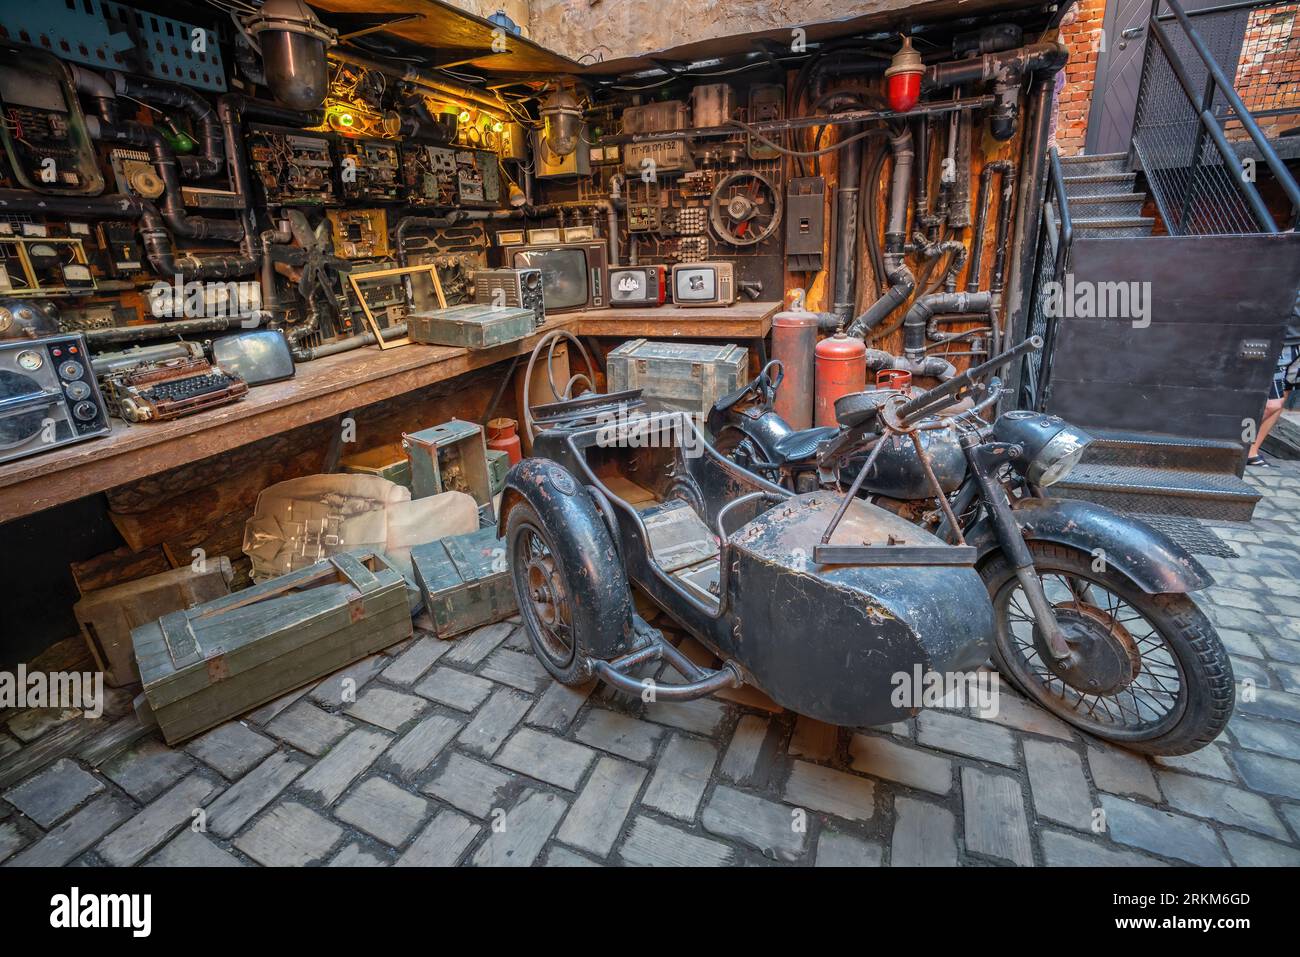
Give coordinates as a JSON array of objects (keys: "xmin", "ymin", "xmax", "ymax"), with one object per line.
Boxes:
[{"xmin": 104, "ymin": 355, "xmax": 248, "ymax": 422}]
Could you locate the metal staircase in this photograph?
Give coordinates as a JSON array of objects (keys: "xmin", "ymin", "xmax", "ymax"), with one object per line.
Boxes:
[{"xmin": 1018, "ymin": 0, "xmax": 1300, "ymax": 522}]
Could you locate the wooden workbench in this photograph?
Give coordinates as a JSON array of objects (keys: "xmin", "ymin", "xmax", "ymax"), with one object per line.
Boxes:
[{"xmin": 0, "ymin": 301, "xmax": 781, "ymax": 524}]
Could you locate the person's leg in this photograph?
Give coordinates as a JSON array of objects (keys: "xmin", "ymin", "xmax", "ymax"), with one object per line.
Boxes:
[{"xmin": 1249, "ymin": 396, "xmax": 1287, "ymax": 461}]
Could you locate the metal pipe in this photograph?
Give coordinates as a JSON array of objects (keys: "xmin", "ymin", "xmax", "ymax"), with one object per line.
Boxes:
[
  {"xmin": 968, "ymin": 161, "xmax": 1016, "ymax": 292},
  {"xmin": 847, "ymin": 128, "xmax": 915, "ymax": 339},
  {"xmin": 1003, "ymin": 76, "xmax": 1056, "ymax": 407},
  {"xmin": 82, "ymin": 316, "xmax": 251, "ymax": 346},
  {"xmin": 85, "ymin": 116, "xmax": 244, "ymax": 243},
  {"xmin": 925, "ymin": 42, "xmax": 1067, "ymax": 141},
  {"xmin": 591, "ymin": 658, "xmax": 742, "ymax": 701},
  {"xmin": 108, "ymin": 72, "xmax": 225, "ymax": 179},
  {"xmin": 832, "ymin": 122, "xmax": 863, "ymax": 323},
  {"xmin": 902, "ymin": 288, "xmax": 991, "ymax": 347}
]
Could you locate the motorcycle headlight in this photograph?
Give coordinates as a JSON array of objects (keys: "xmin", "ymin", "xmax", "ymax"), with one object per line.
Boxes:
[{"xmin": 992, "ymin": 411, "xmax": 1093, "ymax": 487}]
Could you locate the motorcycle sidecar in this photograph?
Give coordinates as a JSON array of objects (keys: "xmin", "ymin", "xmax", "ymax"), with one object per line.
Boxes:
[{"xmin": 498, "ymin": 397, "xmax": 993, "ymax": 728}]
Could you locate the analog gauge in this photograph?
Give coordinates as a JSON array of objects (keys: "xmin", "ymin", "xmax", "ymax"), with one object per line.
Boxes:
[
  {"xmin": 64, "ymin": 380, "xmax": 91, "ymax": 400},
  {"xmin": 59, "ymin": 360, "xmax": 84, "ymax": 380},
  {"xmin": 16, "ymin": 350, "xmax": 43, "ymax": 372}
]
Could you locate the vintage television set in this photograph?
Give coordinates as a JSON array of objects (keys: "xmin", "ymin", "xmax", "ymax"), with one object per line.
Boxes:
[
  {"xmin": 609, "ymin": 265, "xmax": 667, "ymax": 307},
  {"xmin": 670, "ymin": 261, "xmax": 735, "ymax": 307},
  {"xmin": 503, "ymin": 242, "xmax": 607, "ymax": 313}
]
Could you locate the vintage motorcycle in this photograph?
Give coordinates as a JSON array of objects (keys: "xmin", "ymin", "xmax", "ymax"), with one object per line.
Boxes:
[{"xmin": 706, "ymin": 337, "xmax": 1233, "ymax": 754}]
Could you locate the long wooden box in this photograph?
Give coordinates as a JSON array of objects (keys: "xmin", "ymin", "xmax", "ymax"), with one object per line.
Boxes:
[
  {"xmin": 74, "ymin": 559, "xmax": 234, "ymax": 688},
  {"xmin": 407, "ymin": 303, "xmax": 535, "ymax": 349},
  {"xmin": 606, "ymin": 339, "xmax": 749, "ymax": 418},
  {"xmin": 411, "ymin": 527, "xmax": 516, "ymax": 639},
  {"xmin": 132, "ymin": 551, "xmax": 412, "ymax": 744}
]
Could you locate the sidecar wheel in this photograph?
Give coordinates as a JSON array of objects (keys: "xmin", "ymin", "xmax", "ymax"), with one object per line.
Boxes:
[
  {"xmin": 506, "ymin": 501, "xmax": 597, "ymax": 685},
  {"xmin": 981, "ymin": 542, "xmax": 1233, "ymax": 756}
]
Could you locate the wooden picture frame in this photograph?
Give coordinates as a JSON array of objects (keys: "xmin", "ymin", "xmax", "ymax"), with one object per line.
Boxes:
[{"xmin": 347, "ymin": 263, "xmax": 447, "ymax": 350}]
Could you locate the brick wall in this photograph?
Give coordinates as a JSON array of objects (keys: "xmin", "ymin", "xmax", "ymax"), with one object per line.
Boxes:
[
  {"xmin": 1233, "ymin": 4, "xmax": 1300, "ymax": 141},
  {"xmin": 1056, "ymin": 0, "xmax": 1108, "ymax": 155}
]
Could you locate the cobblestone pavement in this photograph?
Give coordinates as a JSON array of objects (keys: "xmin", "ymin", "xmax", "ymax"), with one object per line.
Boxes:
[{"xmin": 3, "ymin": 462, "xmax": 1300, "ymax": 867}]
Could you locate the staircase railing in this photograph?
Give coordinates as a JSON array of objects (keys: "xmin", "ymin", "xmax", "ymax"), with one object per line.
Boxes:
[
  {"xmin": 1023, "ymin": 148, "xmax": 1073, "ymax": 410},
  {"xmin": 1132, "ymin": 0, "xmax": 1300, "ymax": 235}
]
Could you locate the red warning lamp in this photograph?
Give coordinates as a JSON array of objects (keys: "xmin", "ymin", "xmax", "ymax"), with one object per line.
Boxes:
[{"xmin": 885, "ymin": 35, "xmax": 925, "ymax": 113}]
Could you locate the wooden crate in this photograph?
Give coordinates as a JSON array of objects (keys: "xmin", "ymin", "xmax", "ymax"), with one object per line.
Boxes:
[
  {"xmin": 411, "ymin": 527, "xmax": 516, "ymax": 639},
  {"xmin": 132, "ymin": 551, "xmax": 412, "ymax": 744},
  {"xmin": 74, "ymin": 558, "xmax": 235, "ymax": 687},
  {"xmin": 606, "ymin": 339, "xmax": 748, "ymax": 418}
]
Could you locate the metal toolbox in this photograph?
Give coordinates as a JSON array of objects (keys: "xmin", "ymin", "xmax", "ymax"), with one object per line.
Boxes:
[
  {"xmin": 402, "ymin": 419, "xmax": 493, "ymax": 512},
  {"xmin": 132, "ymin": 551, "xmax": 412, "ymax": 744},
  {"xmin": 340, "ymin": 443, "xmax": 412, "ymax": 490},
  {"xmin": 74, "ymin": 559, "xmax": 234, "ymax": 688},
  {"xmin": 407, "ymin": 303, "xmax": 536, "ymax": 349},
  {"xmin": 606, "ymin": 339, "xmax": 749, "ymax": 418},
  {"xmin": 411, "ymin": 527, "xmax": 516, "ymax": 639}
]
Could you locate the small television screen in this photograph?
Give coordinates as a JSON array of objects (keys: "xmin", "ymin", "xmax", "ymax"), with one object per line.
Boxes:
[
  {"xmin": 512, "ymin": 248, "xmax": 588, "ymax": 310},
  {"xmin": 611, "ymin": 268, "xmax": 648, "ymax": 303},
  {"xmin": 675, "ymin": 267, "xmax": 716, "ymax": 302}
]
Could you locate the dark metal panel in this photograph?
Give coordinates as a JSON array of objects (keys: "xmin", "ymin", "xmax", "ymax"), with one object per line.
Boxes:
[{"xmin": 1043, "ymin": 232, "xmax": 1300, "ymax": 440}]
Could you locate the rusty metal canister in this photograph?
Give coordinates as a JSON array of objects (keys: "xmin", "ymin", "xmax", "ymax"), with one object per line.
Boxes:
[
  {"xmin": 814, "ymin": 331, "xmax": 866, "ymax": 427},
  {"xmin": 771, "ymin": 308, "xmax": 819, "ymax": 429}
]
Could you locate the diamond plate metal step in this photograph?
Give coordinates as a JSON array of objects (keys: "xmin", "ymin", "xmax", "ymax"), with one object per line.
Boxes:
[
  {"xmin": 1066, "ymin": 193, "xmax": 1148, "ymax": 219},
  {"xmin": 1063, "ymin": 172, "xmax": 1139, "ymax": 196},
  {"xmin": 1069, "ymin": 216, "xmax": 1157, "ymax": 238},
  {"xmin": 1059, "ymin": 152, "xmax": 1130, "ymax": 176},
  {"xmin": 1082, "ymin": 429, "xmax": 1247, "ymax": 475},
  {"xmin": 1052, "ymin": 463, "xmax": 1260, "ymax": 521}
]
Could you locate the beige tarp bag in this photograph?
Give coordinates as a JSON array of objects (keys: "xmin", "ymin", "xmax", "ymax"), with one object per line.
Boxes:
[{"xmin": 242, "ymin": 473, "xmax": 478, "ymax": 581}]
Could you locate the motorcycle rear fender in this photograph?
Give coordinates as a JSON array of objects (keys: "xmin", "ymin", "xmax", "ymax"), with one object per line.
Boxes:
[
  {"xmin": 966, "ymin": 496, "xmax": 1214, "ymax": 594},
  {"xmin": 498, "ymin": 458, "xmax": 639, "ymax": 659}
]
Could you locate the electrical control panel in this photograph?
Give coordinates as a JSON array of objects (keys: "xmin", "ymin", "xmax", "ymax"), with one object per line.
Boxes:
[
  {"xmin": 401, "ymin": 145, "xmax": 501, "ymax": 208},
  {"xmin": 334, "ymin": 138, "xmax": 402, "ymax": 203},
  {"xmin": 326, "ymin": 208, "xmax": 390, "ymax": 260},
  {"xmin": 0, "ymin": 45, "xmax": 104, "ymax": 196},
  {"xmin": 247, "ymin": 125, "xmax": 336, "ymax": 206}
]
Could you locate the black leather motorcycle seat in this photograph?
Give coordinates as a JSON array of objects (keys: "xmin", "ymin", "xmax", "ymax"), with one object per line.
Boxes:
[{"xmin": 772, "ymin": 426, "xmax": 839, "ymax": 462}]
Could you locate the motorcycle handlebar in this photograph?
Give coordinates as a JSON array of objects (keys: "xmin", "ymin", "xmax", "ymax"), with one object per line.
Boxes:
[{"xmin": 896, "ymin": 336, "xmax": 1042, "ymax": 425}]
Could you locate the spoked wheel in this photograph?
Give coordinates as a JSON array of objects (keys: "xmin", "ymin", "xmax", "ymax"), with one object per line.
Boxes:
[
  {"xmin": 982, "ymin": 542, "xmax": 1233, "ymax": 755},
  {"xmin": 507, "ymin": 502, "xmax": 592, "ymax": 685}
]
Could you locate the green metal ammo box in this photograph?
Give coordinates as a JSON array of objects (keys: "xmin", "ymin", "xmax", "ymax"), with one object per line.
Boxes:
[
  {"xmin": 407, "ymin": 303, "xmax": 536, "ymax": 349},
  {"xmin": 402, "ymin": 419, "xmax": 493, "ymax": 514},
  {"xmin": 132, "ymin": 550, "xmax": 412, "ymax": 744},
  {"xmin": 486, "ymin": 448, "xmax": 510, "ymax": 496},
  {"xmin": 410, "ymin": 527, "xmax": 516, "ymax": 639}
]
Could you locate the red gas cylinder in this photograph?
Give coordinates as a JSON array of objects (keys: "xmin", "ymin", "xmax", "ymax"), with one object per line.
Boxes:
[
  {"xmin": 770, "ymin": 292, "xmax": 819, "ymax": 430},
  {"xmin": 487, "ymin": 417, "xmax": 522, "ymax": 465},
  {"xmin": 814, "ymin": 331, "xmax": 866, "ymax": 427}
]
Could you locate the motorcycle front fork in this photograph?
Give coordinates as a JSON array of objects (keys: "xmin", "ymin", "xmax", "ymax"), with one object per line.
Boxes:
[{"xmin": 959, "ymin": 438, "xmax": 1074, "ymax": 664}]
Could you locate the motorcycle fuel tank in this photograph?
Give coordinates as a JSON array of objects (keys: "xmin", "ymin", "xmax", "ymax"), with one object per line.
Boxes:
[
  {"xmin": 727, "ymin": 491, "xmax": 993, "ymax": 727},
  {"xmin": 849, "ymin": 426, "xmax": 967, "ymax": 497}
]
